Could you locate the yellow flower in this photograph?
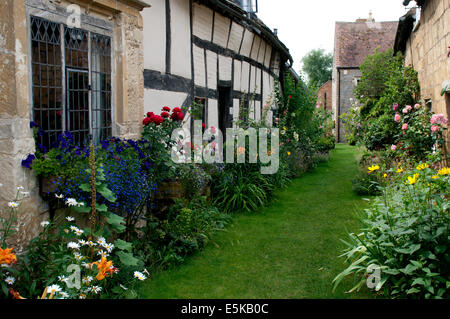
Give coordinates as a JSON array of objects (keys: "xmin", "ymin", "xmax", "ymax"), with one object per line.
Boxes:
[
  {"xmin": 437, "ymin": 167, "xmax": 450, "ymax": 175},
  {"xmin": 287, "ymin": 152, "xmax": 291, "ymax": 156},
  {"xmin": 407, "ymin": 173, "xmax": 420, "ymax": 185},
  {"xmin": 396, "ymin": 167, "xmax": 403, "ymax": 173},
  {"xmin": 416, "ymin": 163, "xmax": 429, "ymax": 170},
  {"xmin": 368, "ymin": 165, "xmax": 380, "ymax": 173},
  {"xmin": 383, "ymin": 173, "xmax": 388, "ymax": 178},
  {"xmin": 283, "ymin": 126, "xmax": 287, "ymax": 131},
  {"xmin": 432, "ymin": 175, "xmax": 439, "ymax": 179}
]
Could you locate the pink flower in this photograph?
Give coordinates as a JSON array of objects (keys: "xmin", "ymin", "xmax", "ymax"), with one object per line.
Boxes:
[
  {"xmin": 394, "ymin": 113, "xmax": 401, "ymax": 122},
  {"xmin": 431, "ymin": 125, "xmax": 440, "ymax": 133},
  {"xmin": 391, "ymin": 144, "xmax": 397, "ymax": 151},
  {"xmin": 402, "ymin": 105, "xmax": 412, "ymax": 114},
  {"xmin": 393, "ymin": 103, "xmax": 398, "ymax": 111},
  {"xmin": 402, "ymin": 123, "xmax": 408, "ymax": 130},
  {"xmin": 211, "ymin": 141, "xmax": 217, "ymax": 149},
  {"xmin": 315, "ymin": 103, "xmax": 320, "ymax": 109},
  {"xmin": 430, "ymin": 114, "xmax": 448, "ymax": 125},
  {"xmin": 414, "ymin": 103, "xmax": 421, "ymax": 109}
]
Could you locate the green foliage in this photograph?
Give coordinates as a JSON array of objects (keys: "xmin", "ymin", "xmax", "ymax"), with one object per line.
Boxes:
[
  {"xmin": 351, "ymin": 170, "xmax": 382, "ymax": 196},
  {"xmin": 301, "ymin": 49, "xmax": 333, "ymax": 87},
  {"xmin": 135, "ymin": 196, "xmax": 230, "ymax": 269},
  {"xmin": 334, "ymin": 164, "xmax": 450, "ymax": 298}
]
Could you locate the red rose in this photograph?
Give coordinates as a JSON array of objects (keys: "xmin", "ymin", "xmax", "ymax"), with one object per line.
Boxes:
[
  {"xmin": 143, "ymin": 117, "xmax": 152, "ymax": 126},
  {"xmin": 147, "ymin": 112, "xmax": 154, "ymax": 118},
  {"xmin": 288, "ymin": 95, "xmax": 292, "ymax": 99},
  {"xmin": 152, "ymin": 115, "xmax": 164, "ymax": 125},
  {"xmin": 162, "ymin": 106, "xmax": 171, "ymax": 112},
  {"xmin": 202, "ymin": 123, "xmax": 206, "ymax": 129},
  {"xmin": 161, "ymin": 111, "xmax": 170, "ymax": 118},
  {"xmin": 172, "ymin": 107, "xmax": 182, "ymax": 113},
  {"xmin": 176, "ymin": 112, "xmax": 185, "ymax": 121}
]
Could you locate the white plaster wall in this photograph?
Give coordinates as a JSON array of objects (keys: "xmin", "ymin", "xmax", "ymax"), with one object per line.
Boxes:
[
  {"xmin": 255, "ymin": 101, "xmax": 261, "ymax": 122},
  {"xmin": 262, "ymin": 71, "xmax": 271, "ymax": 107},
  {"xmin": 208, "ymin": 99, "xmax": 219, "ymax": 128},
  {"xmin": 233, "ymin": 59, "xmax": 242, "ymax": 90},
  {"xmin": 264, "ymin": 45, "xmax": 272, "ymax": 68},
  {"xmin": 250, "ymin": 35, "xmax": 261, "ymax": 61},
  {"xmin": 144, "ymin": 89, "xmax": 188, "ymax": 115},
  {"xmin": 142, "ymin": 2, "xmax": 166, "ymax": 72},
  {"xmin": 218, "ymin": 55, "xmax": 232, "ymax": 81},
  {"xmin": 192, "ymin": 3, "xmax": 213, "ymax": 41},
  {"xmin": 212, "ymin": 12, "xmax": 230, "ymax": 48},
  {"xmin": 241, "ymin": 61, "xmax": 250, "ymax": 92},
  {"xmin": 257, "ymin": 41, "xmax": 266, "ymax": 64},
  {"xmin": 255, "ymin": 67, "xmax": 261, "ymax": 95},
  {"xmin": 249, "ymin": 65, "xmax": 256, "ymax": 93},
  {"xmin": 240, "ymin": 29, "xmax": 254, "ymax": 57},
  {"xmin": 193, "ymin": 44, "xmax": 206, "ymax": 87},
  {"xmin": 228, "ymin": 21, "xmax": 244, "ymax": 53},
  {"xmin": 170, "ymin": 0, "xmax": 192, "ymax": 79},
  {"xmin": 206, "ymin": 50, "xmax": 217, "ymax": 90}
]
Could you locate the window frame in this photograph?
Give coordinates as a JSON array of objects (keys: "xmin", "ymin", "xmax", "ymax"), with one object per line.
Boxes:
[{"xmin": 27, "ymin": 13, "xmax": 114, "ymax": 147}]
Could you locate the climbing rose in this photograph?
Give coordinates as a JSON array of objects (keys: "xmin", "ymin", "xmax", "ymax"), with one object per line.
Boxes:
[
  {"xmin": 430, "ymin": 114, "xmax": 448, "ymax": 125},
  {"xmin": 391, "ymin": 144, "xmax": 397, "ymax": 151},
  {"xmin": 394, "ymin": 113, "xmax": 401, "ymax": 122},
  {"xmin": 172, "ymin": 107, "xmax": 182, "ymax": 114},
  {"xmin": 402, "ymin": 123, "xmax": 408, "ymax": 130},
  {"xmin": 162, "ymin": 106, "xmax": 171, "ymax": 112},
  {"xmin": 393, "ymin": 103, "xmax": 398, "ymax": 111},
  {"xmin": 402, "ymin": 105, "xmax": 412, "ymax": 114},
  {"xmin": 146, "ymin": 112, "xmax": 154, "ymax": 118},
  {"xmin": 431, "ymin": 125, "xmax": 440, "ymax": 133},
  {"xmin": 176, "ymin": 112, "xmax": 185, "ymax": 121}
]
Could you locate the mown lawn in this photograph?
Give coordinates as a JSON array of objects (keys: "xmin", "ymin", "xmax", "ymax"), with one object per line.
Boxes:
[{"xmin": 139, "ymin": 144, "xmax": 375, "ymax": 298}]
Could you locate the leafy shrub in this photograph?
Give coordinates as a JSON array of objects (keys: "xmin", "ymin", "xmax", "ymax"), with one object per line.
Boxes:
[
  {"xmin": 351, "ymin": 170, "xmax": 382, "ymax": 196},
  {"xmin": 334, "ymin": 164, "xmax": 450, "ymax": 298},
  {"xmin": 135, "ymin": 196, "xmax": 230, "ymax": 268}
]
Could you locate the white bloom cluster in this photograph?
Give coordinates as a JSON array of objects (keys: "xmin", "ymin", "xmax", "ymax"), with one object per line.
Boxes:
[
  {"xmin": 65, "ymin": 198, "xmax": 84, "ymax": 207},
  {"xmin": 67, "ymin": 242, "xmax": 80, "ymax": 250},
  {"xmin": 133, "ymin": 271, "xmax": 147, "ymax": 281}
]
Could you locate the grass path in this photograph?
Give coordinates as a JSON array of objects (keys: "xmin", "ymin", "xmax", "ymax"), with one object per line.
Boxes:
[{"xmin": 140, "ymin": 144, "xmax": 373, "ymax": 298}]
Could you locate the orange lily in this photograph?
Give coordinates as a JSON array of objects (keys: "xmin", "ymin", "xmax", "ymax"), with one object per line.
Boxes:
[
  {"xmin": 9, "ymin": 289, "xmax": 25, "ymax": 299},
  {"xmin": 0, "ymin": 247, "xmax": 17, "ymax": 265},
  {"xmin": 92, "ymin": 256, "xmax": 115, "ymax": 281}
]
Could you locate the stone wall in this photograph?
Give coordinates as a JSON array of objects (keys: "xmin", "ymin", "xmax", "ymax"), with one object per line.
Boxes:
[
  {"xmin": 404, "ymin": 0, "xmax": 449, "ymax": 117},
  {"xmin": 318, "ymin": 79, "xmax": 332, "ymax": 111},
  {"xmin": 0, "ymin": 0, "xmax": 147, "ymax": 250},
  {"xmin": 337, "ymin": 68, "xmax": 362, "ymax": 142}
]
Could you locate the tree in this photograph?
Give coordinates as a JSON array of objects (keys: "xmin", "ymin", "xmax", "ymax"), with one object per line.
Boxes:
[{"xmin": 301, "ymin": 49, "xmax": 333, "ymax": 87}]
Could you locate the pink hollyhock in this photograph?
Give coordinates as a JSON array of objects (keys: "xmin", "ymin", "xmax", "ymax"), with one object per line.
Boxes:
[
  {"xmin": 431, "ymin": 125, "xmax": 440, "ymax": 133},
  {"xmin": 402, "ymin": 123, "xmax": 408, "ymax": 130},
  {"xmin": 394, "ymin": 113, "xmax": 401, "ymax": 122},
  {"xmin": 393, "ymin": 103, "xmax": 398, "ymax": 111},
  {"xmin": 391, "ymin": 144, "xmax": 397, "ymax": 151}
]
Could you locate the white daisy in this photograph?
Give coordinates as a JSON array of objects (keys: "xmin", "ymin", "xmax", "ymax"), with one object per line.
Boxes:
[
  {"xmin": 47, "ymin": 284, "xmax": 62, "ymax": 294},
  {"xmin": 81, "ymin": 262, "xmax": 90, "ymax": 269},
  {"xmin": 97, "ymin": 250, "xmax": 109, "ymax": 258},
  {"xmin": 103, "ymin": 243, "xmax": 114, "ymax": 253},
  {"xmin": 73, "ymin": 252, "xmax": 83, "ymax": 261},
  {"xmin": 89, "ymin": 286, "xmax": 102, "ymax": 294},
  {"xmin": 65, "ymin": 198, "xmax": 78, "ymax": 207},
  {"xmin": 67, "ymin": 242, "xmax": 80, "ymax": 250},
  {"xmin": 8, "ymin": 202, "xmax": 19, "ymax": 208},
  {"xmin": 58, "ymin": 275, "xmax": 68, "ymax": 283},
  {"xmin": 97, "ymin": 237, "xmax": 106, "ymax": 246},
  {"xmin": 55, "ymin": 194, "xmax": 64, "ymax": 199},
  {"xmin": 86, "ymin": 240, "xmax": 97, "ymax": 247},
  {"xmin": 58, "ymin": 291, "xmax": 70, "ymax": 299},
  {"xmin": 66, "ymin": 216, "xmax": 75, "ymax": 221},
  {"xmin": 82, "ymin": 276, "xmax": 93, "ymax": 284},
  {"xmin": 41, "ymin": 221, "xmax": 50, "ymax": 227},
  {"xmin": 74, "ymin": 228, "xmax": 84, "ymax": 236},
  {"xmin": 133, "ymin": 271, "xmax": 147, "ymax": 281},
  {"xmin": 78, "ymin": 239, "xmax": 87, "ymax": 246},
  {"xmin": 5, "ymin": 276, "xmax": 15, "ymax": 285}
]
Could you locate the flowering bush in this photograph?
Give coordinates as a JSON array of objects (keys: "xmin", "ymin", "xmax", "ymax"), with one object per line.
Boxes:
[{"xmin": 334, "ymin": 163, "xmax": 450, "ymax": 298}]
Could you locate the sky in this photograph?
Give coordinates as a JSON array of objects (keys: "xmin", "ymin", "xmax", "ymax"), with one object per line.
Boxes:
[{"xmin": 257, "ymin": 0, "xmax": 412, "ymax": 74}]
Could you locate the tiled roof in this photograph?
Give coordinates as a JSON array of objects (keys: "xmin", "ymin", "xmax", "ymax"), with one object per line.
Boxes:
[{"xmin": 334, "ymin": 21, "xmax": 399, "ymax": 68}]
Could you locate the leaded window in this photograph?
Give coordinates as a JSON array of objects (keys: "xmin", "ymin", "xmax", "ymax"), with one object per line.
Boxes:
[{"xmin": 30, "ymin": 16, "xmax": 112, "ymax": 148}]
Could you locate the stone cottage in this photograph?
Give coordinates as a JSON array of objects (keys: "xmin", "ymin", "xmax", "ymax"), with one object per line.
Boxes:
[
  {"xmin": 331, "ymin": 16, "xmax": 399, "ymax": 142},
  {"xmin": 394, "ymin": 0, "xmax": 449, "ymax": 141},
  {"xmin": 141, "ymin": 0, "xmax": 293, "ymax": 138},
  {"xmin": 0, "ymin": 0, "xmax": 150, "ymax": 249},
  {"xmin": 317, "ymin": 79, "xmax": 332, "ymax": 111}
]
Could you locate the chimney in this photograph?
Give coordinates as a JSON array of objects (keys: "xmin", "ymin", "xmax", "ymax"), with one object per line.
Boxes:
[{"xmin": 274, "ymin": 28, "xmax": 278, "ymax": 36}]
